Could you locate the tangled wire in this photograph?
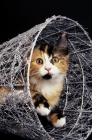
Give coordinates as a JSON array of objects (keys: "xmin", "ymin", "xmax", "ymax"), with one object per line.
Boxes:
[{"xmin": 0, "ymin": 15, "xmax": 92, "ymax": 140}]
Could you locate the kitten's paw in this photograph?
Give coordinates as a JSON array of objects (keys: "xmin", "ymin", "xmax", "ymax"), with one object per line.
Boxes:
[
  {"xmin": 48, "ymin": 112, "xmax": 66, "ymax": 127},
  {"xmin": 33, "ymin": 93, "xmax": 51, "ymax": 116},
  {"xmin": 36, "ymin": 105, "xmax": 51, "ymax": 116},
  {"xmin": 53, "ymin": 116, "xmax": 66, "ymax": 127}
]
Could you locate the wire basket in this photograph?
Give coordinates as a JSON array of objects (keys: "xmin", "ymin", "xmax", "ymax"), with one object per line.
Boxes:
[{"xmin": 0, "ymin": 15, "xmax": 92, "ymax": 140}]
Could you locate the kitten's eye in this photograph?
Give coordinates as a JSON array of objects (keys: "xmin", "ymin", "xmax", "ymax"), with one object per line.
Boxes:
[
  {"xmin": 51, "ymin": 57, "xmax": 59, "ymax": 63},
  {"xmin": 36, "ymin": 58, "xmax": 43, "ymax": 65}
]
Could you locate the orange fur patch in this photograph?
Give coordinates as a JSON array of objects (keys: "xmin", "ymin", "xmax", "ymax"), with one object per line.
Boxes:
[
  {"xmin": 54, "ymin": 54, "xmax": 69, "ymax": 74},
  {"xmin": 49, "ymin": 113, "xmax": 58, "ymax": 123},
  {"xmin": 39, "ymin": 103, "xmax": 44, "ymax": 107}
]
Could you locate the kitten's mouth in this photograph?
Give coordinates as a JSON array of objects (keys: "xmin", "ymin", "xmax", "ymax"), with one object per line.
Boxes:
[{"xmin": 42, "ymin": 74, "xmax": 52, "ymax": 80}]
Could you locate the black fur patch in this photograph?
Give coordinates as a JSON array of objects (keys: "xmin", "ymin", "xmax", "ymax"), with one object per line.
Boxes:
[
  {"xmin": 39, "ymin": 44, "xmax": 54, "ymax": 56},
  {"xmin": 33, "ymin": 93, "xmax": 49, "ymax": 109},
  {"xmin": 47, "ymin": 44, "xmax": 54, "ymax": 56},
  {"xmin": 39, "ymin": 44, "xmax": 46, "ymax": 52}
]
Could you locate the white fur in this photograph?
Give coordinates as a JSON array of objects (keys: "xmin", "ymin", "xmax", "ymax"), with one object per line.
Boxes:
[
  {"xmin": 30, "ymin": 74, "xmax": 65, "ymax": 97},
  {"xmin": 36, "ymin": 106, "xmax": 50, "ymax": 116},
  {"xmin": 40, "ymin": 53, "xmax": 60, "ymax": 77},
  {"xmin": 36, "ymin": 75, "xmax": 65, "ymax": 97},
  {"xmin": 53, "ymin": 117, "xmax": 66, "ymax": 127}
]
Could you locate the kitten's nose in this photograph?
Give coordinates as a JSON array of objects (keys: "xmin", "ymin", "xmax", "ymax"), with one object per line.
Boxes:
[{"xmin": 45, "ymin": 68, "xmax": 51, "ymax": 72}]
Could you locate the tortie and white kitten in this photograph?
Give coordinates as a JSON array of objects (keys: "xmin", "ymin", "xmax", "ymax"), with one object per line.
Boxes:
[{"xmin": 0, "ymin": 33, "xmax": 69, "ymax": 127}]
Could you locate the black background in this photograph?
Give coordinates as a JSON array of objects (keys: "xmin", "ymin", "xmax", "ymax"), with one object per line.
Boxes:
[
  {"xmin": 0, "ymin": 0, "xmax": 92, "ymax": 44},
  {"xmin": 0, "ymin": 0, "xmax": 92, "ymax": 139}
]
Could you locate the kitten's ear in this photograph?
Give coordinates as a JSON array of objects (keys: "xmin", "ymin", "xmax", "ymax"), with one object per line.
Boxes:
[{"xmin": 56, "ymin": 33, "xmax": 68, "ymax": 55}]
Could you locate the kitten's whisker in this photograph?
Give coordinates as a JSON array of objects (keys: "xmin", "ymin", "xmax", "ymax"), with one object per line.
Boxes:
[
  {"xmin": 30, "ymin": 72, "xmax": 41, "ymax": 81},
  {"xmin": 31, "ymin": 71, "xmax": 40, "ymax": 76}
]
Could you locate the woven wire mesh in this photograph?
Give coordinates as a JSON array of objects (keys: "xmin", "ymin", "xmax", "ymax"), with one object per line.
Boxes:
[{"xmin": 0, "ymin": 15, "xmax": 92, "ymax": 140}]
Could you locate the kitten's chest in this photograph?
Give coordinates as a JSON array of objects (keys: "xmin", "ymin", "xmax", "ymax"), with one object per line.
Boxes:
[
  {"xmin": 36, "ymin": 79, "xmax": 63, "ymax": 98},
  {"xmin": 36, "ymin": 80, "xmax": 63, "ymax": 107}
]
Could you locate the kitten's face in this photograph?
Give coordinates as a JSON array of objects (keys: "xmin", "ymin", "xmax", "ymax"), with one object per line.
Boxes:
[{"xmin": 30, "ymin": 34, "xmax": 69, "ymax": 81}]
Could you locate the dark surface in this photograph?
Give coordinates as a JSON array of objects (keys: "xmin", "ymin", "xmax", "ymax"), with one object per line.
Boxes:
[
  {"xmin": 0, "ymin": 131, "xmax": 92, "ymax": 140},
  {"xmin": 0, "ymin": 0, "xmax": 92, "ymax": 139}
]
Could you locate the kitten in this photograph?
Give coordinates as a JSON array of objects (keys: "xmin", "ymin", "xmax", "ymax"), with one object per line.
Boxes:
[
  {"xmin": 0, "ymin": 33, "xmax": 69, "ymax": 127},
  {"xmin": 29, "ymin": 33, "xmax": 69, "ymax": 127}
]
